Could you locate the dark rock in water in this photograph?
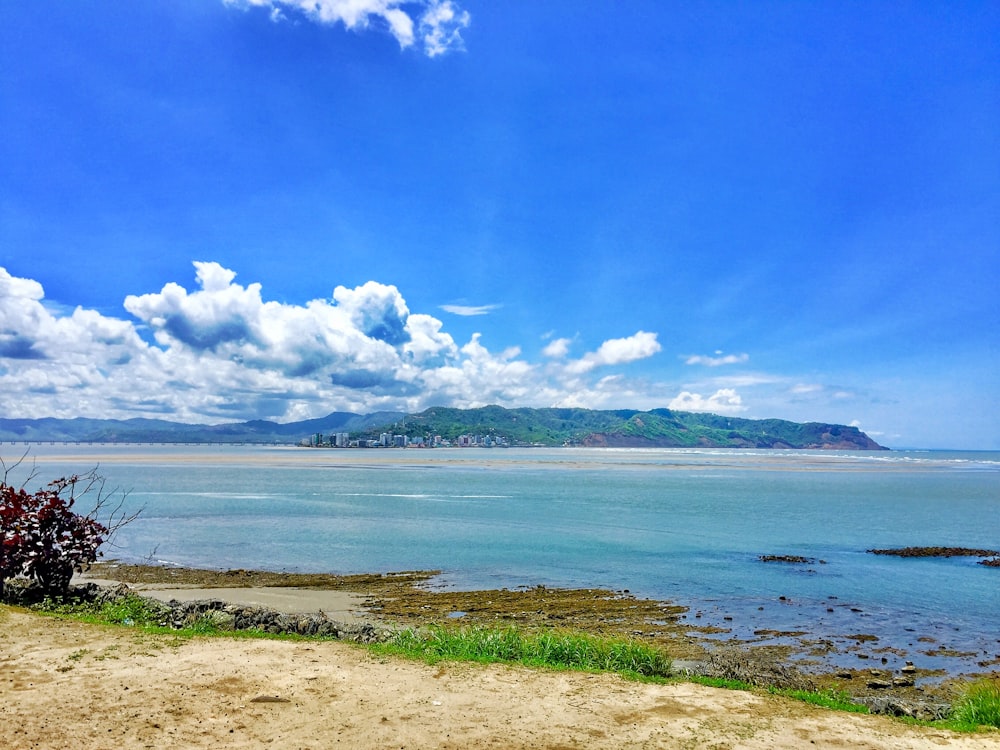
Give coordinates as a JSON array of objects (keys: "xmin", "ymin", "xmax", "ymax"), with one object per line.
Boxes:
[
  {"xmin": 979, "ymin": 557, "xmax": 1000, "ymax": 567},
  {"xmin": 759, "ymin": 555, "xmax": 815, "ymax": 564},
  {"xmin": 867, "ymin": 546, "xmax": 999, "ymax": 558}
]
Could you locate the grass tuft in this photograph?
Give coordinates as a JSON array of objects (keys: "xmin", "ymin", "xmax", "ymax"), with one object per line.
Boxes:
[
  {"xmin": 776, "ymin": 687, "xmax": 869, "ymax": 714},
  {"xmin": 949, "ymin": 679, "xmax": 1000, "ymax": 730},
  {"xmin": 376, "ymin": 625, "xmax": 672, "ymax": 677},
  {"xmin": 95, "ymin": 595, "xmax": 165, "ymax": 627}
]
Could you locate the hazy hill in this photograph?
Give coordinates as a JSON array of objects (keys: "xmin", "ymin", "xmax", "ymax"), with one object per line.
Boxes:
[{"xmin": 0, "ymin": 412, "xmax": 404, "ymax": 444}]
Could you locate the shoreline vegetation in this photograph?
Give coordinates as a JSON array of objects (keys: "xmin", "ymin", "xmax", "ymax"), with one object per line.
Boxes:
[{"xmin": 50, "ymin": 563, "xmax": 1000, "ymax": 712}]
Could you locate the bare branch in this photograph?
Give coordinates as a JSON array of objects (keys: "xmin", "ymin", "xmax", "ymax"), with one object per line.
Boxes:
[{"xmin": 0, "ymin": 449, "xmax": 39, "ymax": 490}]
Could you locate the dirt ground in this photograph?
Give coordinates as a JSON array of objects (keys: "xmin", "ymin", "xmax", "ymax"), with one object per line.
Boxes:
[{"xmin": 2, "ymin": 607, "xmax": 998, "ymax": 750}]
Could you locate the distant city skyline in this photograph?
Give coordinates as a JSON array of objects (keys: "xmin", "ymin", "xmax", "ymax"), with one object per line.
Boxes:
[{"xmin": 1, "ymin": 2, "xmax": 997, "ymax": 449}]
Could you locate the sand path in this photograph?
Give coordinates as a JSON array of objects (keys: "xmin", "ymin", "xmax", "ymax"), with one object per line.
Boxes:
[{"xmin": 2, "ymin": 607, "xmax": 997, "ymax": 749}]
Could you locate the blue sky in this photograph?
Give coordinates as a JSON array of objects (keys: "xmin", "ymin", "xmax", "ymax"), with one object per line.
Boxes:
[{"xmin": 1, "ymin": 1, "xmax": 997, "ymax": 448}]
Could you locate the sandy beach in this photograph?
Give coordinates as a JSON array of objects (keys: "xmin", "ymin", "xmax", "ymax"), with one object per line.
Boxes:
[
  {"xmin": 3, "ymin": 566, "xmax": 999, "ymax": 749},
  {"xmin": 4, "ymin": 605, "xmax": 999, "ymax": 750}
]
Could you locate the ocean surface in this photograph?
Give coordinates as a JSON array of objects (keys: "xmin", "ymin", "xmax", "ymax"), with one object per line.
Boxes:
[{"xmin": 7, "ymin": 444, "xmax": 999, "ymax": 676}]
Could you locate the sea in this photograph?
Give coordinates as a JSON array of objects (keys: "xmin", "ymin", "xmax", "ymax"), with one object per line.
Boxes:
[{"xmin": 6, "ymin": 444, "xmax": 998, "ymax": 677}]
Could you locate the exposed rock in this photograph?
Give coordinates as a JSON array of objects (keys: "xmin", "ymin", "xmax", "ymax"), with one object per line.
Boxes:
[
  {"xmin": 854, "ymin": 696, "xmax": 951, "ymax": 721},
  {"xmin": 164, "ymin": 598, "xmax": 389, "ymax": 642},
  {"xmin": 67, "ymin": 584, "xmax": 394, "ymax": 643},
  {"xmin": 703, "ymin": 647, "xmax": 814, "ymax": 691},
  {"xmin": 758, "ymin": 555, "xmax": 815, "ymax": 564},
  {"xmin": 867, "ymin": 546, "xmax": 999, "ymax": 558}
]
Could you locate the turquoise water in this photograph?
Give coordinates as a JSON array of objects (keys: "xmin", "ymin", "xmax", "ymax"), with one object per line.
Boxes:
[{"xmin": 9, "ymin": 444, "xmax": 999, "ymax": 675}]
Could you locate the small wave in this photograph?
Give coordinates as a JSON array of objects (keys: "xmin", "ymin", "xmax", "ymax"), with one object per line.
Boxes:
[
  {"xmin": 136, "ymin": 491, "xmax": 280, "ymax": 500},
  {"xmin": 339, "ymin": 492, "xmax": 432, "ymax": 499}
]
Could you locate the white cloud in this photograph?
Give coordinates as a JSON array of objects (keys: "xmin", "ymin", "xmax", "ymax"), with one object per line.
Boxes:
[
  {"xmin": 419, "ymin": 0, "xmax": 470, "ymax": 57},
  {"xmin": 706, "ymin": 373, "xmax": 786, "ymax": 388},
  {"xmin": 439, "ymin": 303, "xmax": 501, "ymax": 316},
  {"xmin": 565, "ymin": 331, "xmax": 661, "ymax": 374},
  {"xmin": 791, "ymin": 383, "xmax": 822, "ymax": 394},
  {"xmin": 542, "ymin": 337, "xmax": 571, "ymax": 358},
  {"xmin": 223, "ymin": 0, "xmax": 469, "ymax": 57},
  {"xmin": 668, "ymin": 388, "xmax": 745, "ymax": 414},
  {"xmin": 684, "ymin": 352, "xmax": 749, "ymax": 367},
  {"xmin": 0, "ymin": 263, "xmax": 675, "ymax": 423}
]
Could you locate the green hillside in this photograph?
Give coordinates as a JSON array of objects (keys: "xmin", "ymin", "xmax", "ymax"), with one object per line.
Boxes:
[{"xmin": 358, "ymin": 406, "xmax": 887, "ymax": 450}]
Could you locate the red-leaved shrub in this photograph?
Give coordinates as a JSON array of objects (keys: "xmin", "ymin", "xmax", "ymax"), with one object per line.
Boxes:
[{"xmin": 0, "ymin": 475, "xmax": 110, "ymax": 596}]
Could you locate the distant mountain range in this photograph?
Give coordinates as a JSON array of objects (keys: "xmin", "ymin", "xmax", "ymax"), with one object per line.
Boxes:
[
  {"xmin": 0, "ymin": 406, "xmax": 887, "ymax": 450},
  {"xmin": 0, "ymin": 412, "xmax": 404, "ymax": 445}
]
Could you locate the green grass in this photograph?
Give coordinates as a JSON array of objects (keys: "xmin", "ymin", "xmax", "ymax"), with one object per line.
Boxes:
[
  {"xmin": 948, "ymin": 679, "xmax": 1000, "ymax": 731},
  {"xmin": 688, "ymin": 674, "xmax": 755, "ymax": 691},
  {"xmin": 373, "ymin": 624, "xmax": 672, "ymax": 678},
  {"xmin": 94, "ymin": 595, "xmax": 165, "ymax": 626},
  {"xmin": 687, "ymin": 674, "xmax": 870, "ymax": 715},
  {"xmin": 775, "ymin": 687, "xmax": 869, "ymax": 714}
]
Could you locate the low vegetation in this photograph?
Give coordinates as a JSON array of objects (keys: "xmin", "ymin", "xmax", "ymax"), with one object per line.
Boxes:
[
  {"xmin": 1, "ymin": 456, "xmax": 137, "ymax": 597},
  {"xmin": 374, "ymin": 624, "xmax": 672, "ymax": 678},
  {"xmin": 1, "ymin": 480, "xmax": 105, "ymax": 596},
  {"xmin": 947, "ymin": 679, "xmax": 1000, "ymax": 731}
]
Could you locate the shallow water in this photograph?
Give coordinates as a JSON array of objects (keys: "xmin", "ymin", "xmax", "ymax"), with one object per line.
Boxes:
[{"xmin": 8, "ymin": 444, "xmax": 999, "ymax": 676}]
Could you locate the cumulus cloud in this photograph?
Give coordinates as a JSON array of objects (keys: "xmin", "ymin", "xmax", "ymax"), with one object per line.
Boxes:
[
  {"xmin": 565, "ymin": 331, "xmax": 661, "ymax": 374},
  {"xmin": 0, "ymin": 263, "xmax": 673, "ymax": 423},
  {"xmin": 542, "ymin": 337, "xmax": 571, "ymax": 358},
  {"xmin": 439, "ymin": 303, "xmax": 501, "ymax": 316},
  {"xmin": 684, "ymin": 351, "xmax": 749, "ymax": 367},
  {"xmin": 668, "ymin": 388, "xmax": 745, "ymax": 414},
  {"xmin": 223, "ymin": 0, "xmax": 469, "ymax": 57},
  {"xmin": 419, "ymin": 0, "xmax": 470, "ymax": 57}
]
